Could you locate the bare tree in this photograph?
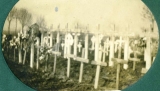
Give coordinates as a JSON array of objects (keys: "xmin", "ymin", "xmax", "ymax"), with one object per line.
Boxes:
[
  {"xmin": 14, "ymin": 8, "xmax": 19, "ymax": 35},
  {"xmin": 16, "ymin": 8, "xmax": 32, "ymax": 64},
  {"xmin": 18, "ymin": 8, "xmax": 32, "ymax": 33},
  {"xmin": 36, "ymin": 16, "xmax": 46, "ymax": 29},
  {"xmin": 142, "ymin": 5, "xmax": 155, "ymax": 32},
  {"xmin": 7, "ymin": 7, "xmax": 17, "ymax": 35},
  {"xmin": 36, "ymin": 16, "xmax": 48, "ymax": 46}
]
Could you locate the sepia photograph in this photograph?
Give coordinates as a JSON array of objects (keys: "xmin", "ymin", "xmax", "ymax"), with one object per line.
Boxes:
[{"xmin": 2, "ymin": 0, "xmax": 159, "ymax": 91}]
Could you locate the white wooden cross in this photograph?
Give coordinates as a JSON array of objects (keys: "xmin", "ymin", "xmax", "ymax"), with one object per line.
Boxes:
[
  {"xmin": 56, "ymin": 31, "xmax": 60, "ymax": 51},
  {"xmin": 40, "ymin": 31, "xmax": 44, "ymax": 46},
  {"xmin": 99, "ymin": 38, "xmax": 110, "ymax": 65},
  {"xmin": 144, "ymin": 37, "xmax": 151, "ymax": 70},
  {"xmin": 77, "ymin": 42, "xmax": 82, "ymax": 52},
  {"xmin": 98, "ymin": 45, "xmax": 103, "ymax": 62},
  {"xmin": 84, "ymin": 32, "xmax": 89, "ymax": 59},
  {"xmin": 72, "ymin": 32, "xmax": 80, "ymax": 58},
  {"xmin": 64, "ymin": 33, "xmax": 73, "ymax": 58},
  {"xmin": 104, "ymin": 38, "xmax": 110, "ymax": 56},
  {"xmin": 74, "ymin": 33, "xmax": 89, "ymax": 83},
  {"xmin": 129, "ymin": 57, "xmax": 140, "ymax": 70},
  {"xmin": 61, "ymin": 41, "xmax": 65, "ymax": 50},
  {"xmin": 114, "ymin": 40, "xmax": 119, "ymax": 53},
  {"xmin": 140, "ymin": 36, "xmax": 152, "ymax": 73},
  {"xmin": 49, "ymin": 32, "xmax": 53, "ymax": 47},
  {"xmin": 35, "ymin": 37, "xmax": 40, "ymax": 70},
  {"xmin": 72, "ymin": 33, "xmax": 77, "ymax": 57},
  {"xmin": 141, "ymin": 27, "xmax": 158, "ymax": 73},
  {"xmin": 64, "ymin": 33, "xmax": 74, "ymax": 77},
  {"xmin": 123, "ymin": 36, "xmax": 129, "ymax": 69},
  {"xmin": 109, "ymin": 36, "xmax": 115, "ymax": 66},
  {"xmin": 111, "ymin": 36, "xmax": 126, "ymax": 90},
  {"xmin": 91, "ymin": 36, "xmax": 95, "ymax": 50},
  {"xmin": 98, "ymin": 34, "xmax": 103, "ymax": 45},
  {"xmin": 17, "ymin": 33, "xmax": 22, "ymax": 63},
  {"xmin": 111, "ymin": 57, "xmax": 127, "ymax": 90},
  {"xmin": 91, "ymin": 34, "xmax": 107, "ymax": 89},
  {"xmin": 117, "ymin": 36, "xmax": 125, "ymax": 52},
  {"xmin": 30, "ymin": 28, "xmax": 35, "ymax": 68},
  {"xmin": 51, "ymin": 31, "xmax": 61, "ymax": 75},
  {"xmin": 64, "ymin": 35, "xmax": 67, "ymax": 58}
]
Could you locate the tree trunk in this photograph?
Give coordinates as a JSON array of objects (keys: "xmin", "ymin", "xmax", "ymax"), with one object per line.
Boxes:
[
  {"xmin": 8, "ymin": 20, "xmax": 11, "ymax": 35},
  {"xmin": 23, "ymin": 50, "xmax": 27, "ymax": 65},
  {"xmin": 15, "ymin": 18, "xmax": 17, "ymax": 35}
]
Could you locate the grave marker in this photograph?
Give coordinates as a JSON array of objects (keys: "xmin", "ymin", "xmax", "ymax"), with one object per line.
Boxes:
[
  {"xmin": 74, "ymin": 33, "xmax": 89, "ymax": 83},
  {"xmin": 93, "ymin": 34, "xmax": 101, "ymax": 89},
  {"xmin": 101, "ymin": 38, "xmax": 110, "ymax": 64},
  {"xmin": 64, "ymin": 33, "xmax": 74, "ymax": 77},
  {"xmin": 17, "ymin": 33, "xmax": 22, "ymax": 64},
  {"xmin": 72, "ymin": 33, "xmax": 79, "ymax": 58},
  {"xmin": 114, "ymin": 40, "xmax": 119, "ymax": 53},
  {"xmin": 56, "ymin": 31, "xmax": 60, "ymax": 51},
  {"xmin": 64, "ymin": 34, "xmax": 67, "ymax": 58},
  {"xmin": 109, "ymin": 36, "xmax": 115, "ymax": 66},
  {"xmin": 41, "ymin": 31, "xmax": 44, "ymax": 46},
  {"xmin": 84, "ymin": 32, "xmax": 89, "ymax": 59},
  {"xmin": 30, "ymin": 28, "xmax": 34, "ymax": 68},
  {"xmin": 142, "ymin": 36, "xmax": 152, "ymax": 73},
  {"xmin": 123, "ymin": 36, "xmax": 129, "ymax": 69},
  {"xmin": 51, "ymin": 31, "xmax": 61, "ymax": 75},
  {"xmin": 49, "ymin": 32, "xmax": 53, "ymax": 47},
  {"xmin": 145, "ymin": 36, "xmax": 151, "ymax": 70},
  {"xmin": 61, "ymin": 42, "xmax": 64, "ymax": 50},
  {"xmin": 129, "ymin": 39, "xmax": 140, "ymax": 70},
  {"xmin": 91, "ymin": 36, "xmax": 95, "ymax": 50},
  {"xmin": 77, "ymin": 42, "xmax": 82, "ymax": 52},
  {"xmin": 104, "ymin": 38, "xmax": 110, "ymax": 56},
  {"xmin": 91, "ymin": 34, "xmax": 107, "ymax": 89},
  {"xmin": 111, "ymin": 36, "xmax": 127, "ymax": 90},
  {"xmin": 129, "ymin": 57, "xmax": 140, "ymax": 70},
  {"xmin": 36, "ymin": 37, "xmax": 40, "ymax": 69}
]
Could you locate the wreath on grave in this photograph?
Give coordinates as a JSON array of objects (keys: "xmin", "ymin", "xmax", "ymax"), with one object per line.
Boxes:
[
  {"xmin": 129, "ymin": 37, "xmax": 146, "ymax": 56},
  {"xmin": 129, "ymin": 36, "xmax": 158, "ymax": 59},
  {"xmin": 39, "ymin": 46, "xmax": 52, "ymax": 63},
  {"xmin": 2, "ymin": 34, "xmax": 8, "ymax": 51}
]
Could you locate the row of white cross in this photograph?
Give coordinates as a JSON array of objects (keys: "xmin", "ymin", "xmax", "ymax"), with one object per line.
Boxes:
[{"xmin": 31, "ymin": 30, "xmax": 153, "ymax": 89}]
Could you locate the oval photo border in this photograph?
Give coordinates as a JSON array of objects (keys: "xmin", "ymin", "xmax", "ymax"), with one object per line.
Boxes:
[{"xmin": 0, "ymin": 0, "xmax": 160, "ymax": 91}]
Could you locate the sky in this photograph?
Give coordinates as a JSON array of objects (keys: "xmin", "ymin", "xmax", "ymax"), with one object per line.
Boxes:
[{"xmin": 3, "ymin": 0, "xmax": 159, "ymax": 36}]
